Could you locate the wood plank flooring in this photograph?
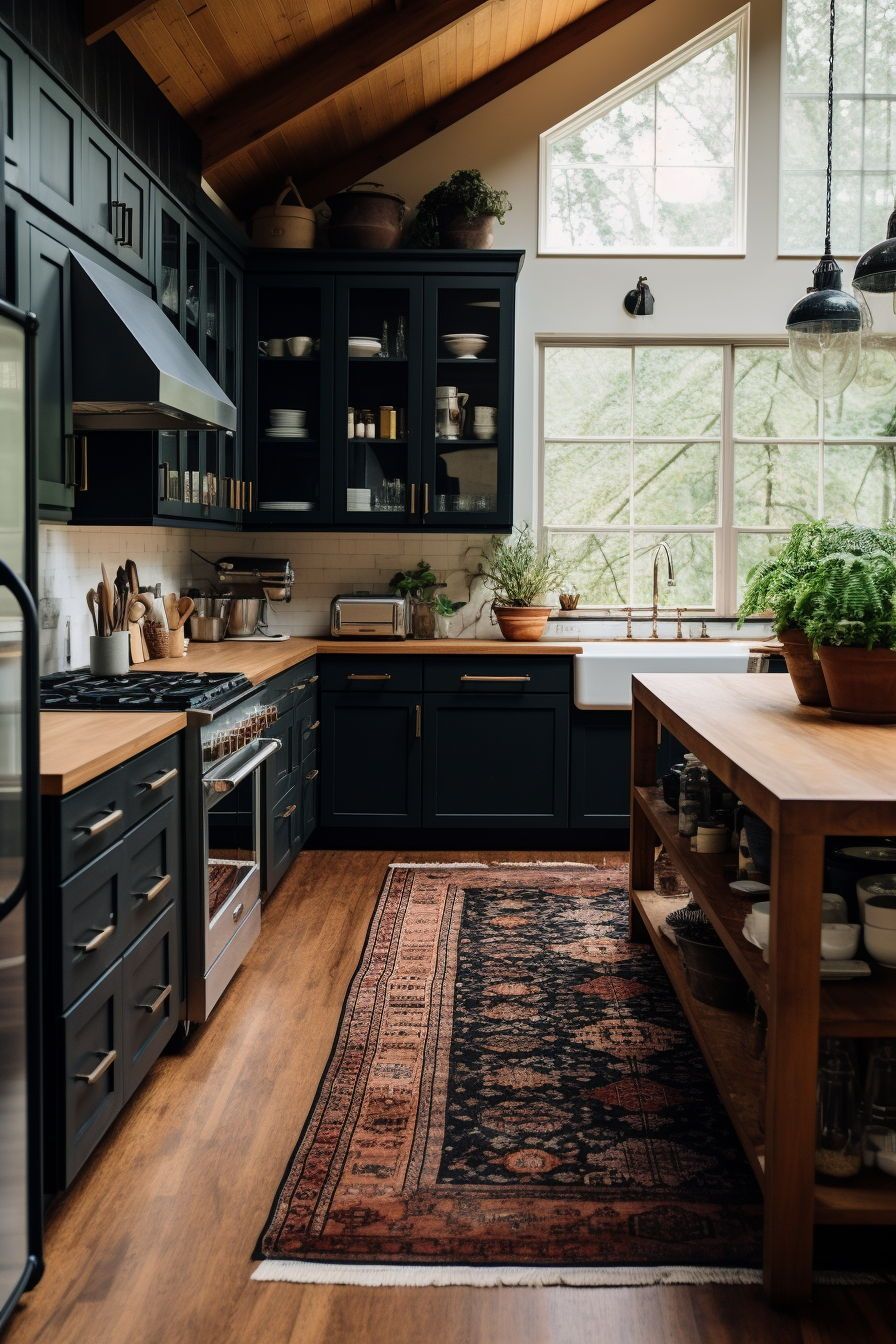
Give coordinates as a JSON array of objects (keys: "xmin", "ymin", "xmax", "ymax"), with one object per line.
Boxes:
[{"xmin": 8, "ymin": 850, "xmax": 896, "ymax": 1344}]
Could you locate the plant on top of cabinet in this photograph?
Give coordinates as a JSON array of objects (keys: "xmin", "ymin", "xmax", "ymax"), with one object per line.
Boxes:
[
  {"xmin": 480, "ymin": 524, "xmax": 569, "ymax": 642},
  {"xmin": 405, "ymin": 170, "xmax": 511, "ymax": 249},
  {"xmin": 738, "ymin": 520, "xmax": 896, "ymax": 709}
]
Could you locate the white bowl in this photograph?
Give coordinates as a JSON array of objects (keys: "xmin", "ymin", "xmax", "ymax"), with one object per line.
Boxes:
[
  {"xmin": 858, "ymin": 873, "xmax": 896, "ymax": 918},
  {"xmin": 863, "ymin": 923, "xmax": 896, "ymax": 967},
  {"xmin": 442, "ymin": 332, "xmax": 488, "ymax": 359},
  {"xmin": 821, "ymin": 891, "xmax": 849, "ymax": 923},
  {"xmin": 821, "ymin": 923, "xmax": 861, "ymax": 960},
  {"xmin": 864, "ymin": 895, "xmax": 896, "ymax": 931},
  {"xmin": 348, "ymin": 337, "xmax": 382, "ymax": 358},
  {"xmin": 286, "ymin": 336, "xmax": 313, "ymax": 357},
  {"xmin": 744, "ymin": 900, "xmax": 771, "ymax": 949}
]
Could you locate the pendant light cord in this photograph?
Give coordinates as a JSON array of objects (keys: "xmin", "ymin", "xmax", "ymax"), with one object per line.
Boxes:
[{"xmin": 825, "ymin": 0, "xmax": 835, "ymax": 255}]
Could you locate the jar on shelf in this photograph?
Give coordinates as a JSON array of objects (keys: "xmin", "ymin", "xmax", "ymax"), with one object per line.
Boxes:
[
  {"xmin": 863, "ymin": 1041, "xmax": 896, "ymax": 1169},
  {"xmin": 348, "ymin": 405, "xmax": 355, "ymax": 438},
  {"xmin": 816, "ymin": 1039, "xmax": 863, "ymax": 1181}
]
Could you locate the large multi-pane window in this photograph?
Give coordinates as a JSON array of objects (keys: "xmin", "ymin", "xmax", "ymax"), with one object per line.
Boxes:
[
  {"xmin": 539, "ymin": 9, "xmax": 748, "ymax": 255},
  {"xmin": 780, "ymin": 0, "xmax": 896, "ymax": 254},
  {"xmin": 541, "ymin": 342, "xmax": 896, "ymax": 614}
]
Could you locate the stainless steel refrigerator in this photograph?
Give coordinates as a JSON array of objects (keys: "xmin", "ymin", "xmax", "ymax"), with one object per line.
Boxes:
[{"xmin": 0, "ymin": 297, "xmax": 43, "ymax": 1329}]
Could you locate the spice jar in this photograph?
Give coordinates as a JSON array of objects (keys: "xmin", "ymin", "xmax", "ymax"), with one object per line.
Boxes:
[
  {"xmin": 348, "ymin": 406, "xmax": 355, "ymax": 437},
  {"xmin": 816, "ymin": 1040, "xmax": 862, "ymax": 1181}
]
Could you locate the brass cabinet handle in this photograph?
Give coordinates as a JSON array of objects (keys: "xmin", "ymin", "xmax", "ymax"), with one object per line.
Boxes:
[
  {"xmin": 423, "ymin": 483, "xmax": 430, "ymax": 514},
  {"xmin": 77, "ymin": 435, "xmax": 89, "ymax": 492},
  {"xmin": 74, "ymin": 922, "xmax": 115, "ymax": 953},
  {"xmin": 138, "ymin": 873, "xmax": 171, "ymax": 902},
  {"xmin": 308, "ymin": 675, "xmax": 319, "ymax": 684},
  {"xmin": 232, "ymin": 902, "xmax": 244, "ymax": 922},
  {"xmin": 459, "ymin": 674, "xmax": 531, "ymax": 683},
  {"xmin": 75, "ymin": 1049, "xmax": 117, "ymax": 1085},
  {"xmin": 347, "ymin": 672, "xmax": 391, "ymax": 681},
  {"xmin": 142, "ymin": 766, "xmax": 178, "ymax": 792},
  {"xmin": 415, "ymin": 703, "xmax": 421, "ymax": 738},
  {"xmin": 77, "ymin": 808, "xmax": 123, "ymax": 837},
  {"xmin": 279, "ymin": 803, "xmax": 297, "ymax": 819},
  {"xmin": 308, "ymin": 719, "xmax": 320, "ymax": 731},
  {"xmin": 410, "ymin": 482, "xmax": 416, "ymax": 512},
  {"xmin": 137, "ymin": 983, "xmax": 172, "ymax": 1014},
  {"xmin": 305, "ymin": 768, "xmax": 319, "ymax": 782},
  {"xmin": 289, "ymin": 681, "xmax": 308, "ymax": 694}
]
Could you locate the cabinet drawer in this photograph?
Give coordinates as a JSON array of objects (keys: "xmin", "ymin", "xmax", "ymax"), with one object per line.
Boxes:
[
  {"xmin": 62, "ymin": 959, "xmax": 123, "ymax": 1186},
  {"xmin": 59, "ymin": 765, "xmax": 127, "ymax": 878},
  {"xmin": 122, "ymin": 903, "xmax": 179, "ymax": 1100},
  {"xmin": 423, "ymin": 656, "xmax": 572, "ymax": 694},
  {"xmin": 320, "ymin": 655, "xmax": 421, "ymax": 693},
  {"xmin": 267, "ymin": 779, "xmax": 297, "ymax": 894},
  {"xmin": 122, "ymin": 797, "xmax": 180, "ymax": 946},
  {"xmin": 60, "ymin": 840, "xmax": 126, "ymax": 1011},
  {"xmin": 123, "ymin": 737, "xmax": 181, "ymax": 824},
  {"xmin": 291, "ymin": 659, "xmax": 318, "ymax": 702},
  {"xmin": 261, "ymin": 671, "xmax": 298, "ymax": 721}
]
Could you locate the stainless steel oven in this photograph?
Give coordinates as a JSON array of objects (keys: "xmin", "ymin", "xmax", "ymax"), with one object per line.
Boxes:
[{"xmin": 184, "ymin": 695, "xmax": 280, "ymax": 1024}]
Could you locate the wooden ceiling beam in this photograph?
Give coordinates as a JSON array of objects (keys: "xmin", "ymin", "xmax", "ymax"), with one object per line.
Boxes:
[
  {"xmin": 195, "ymin": 0, "xmax": 492, "ymax": 172},
  {"xmin": 84, "ymin": 0, "xmax": 155, "ymax": 45},
  {"xmin": 295, "ymin": 0, "xmax": 657, "ymax": 206}
]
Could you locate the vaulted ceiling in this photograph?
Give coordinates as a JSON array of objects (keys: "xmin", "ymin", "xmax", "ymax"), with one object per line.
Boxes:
[{"xmin": 85, "ymin": 0, "xmax": 655, "ymax": 217}]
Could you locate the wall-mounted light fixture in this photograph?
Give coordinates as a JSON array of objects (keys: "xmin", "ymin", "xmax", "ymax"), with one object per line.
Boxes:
[{"xmin": 623, "ymin": 276, "xmax": 654, "ymax": 316}]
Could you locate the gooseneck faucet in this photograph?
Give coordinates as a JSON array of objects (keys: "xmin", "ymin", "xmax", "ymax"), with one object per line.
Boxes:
[{"xmin": 650, "ymin": 542, "xmax": 675, "ymax": 639}]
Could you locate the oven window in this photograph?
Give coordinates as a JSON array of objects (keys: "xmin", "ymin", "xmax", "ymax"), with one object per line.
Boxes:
[{"xmin": 207, "ymin": 775, "xmax": 256, "ymax": 922}]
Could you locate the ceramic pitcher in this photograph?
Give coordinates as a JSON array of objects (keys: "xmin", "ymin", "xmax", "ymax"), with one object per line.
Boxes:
[{"xmin": 435, "ymin": 386, "xmax": 469, "ymax": 439}]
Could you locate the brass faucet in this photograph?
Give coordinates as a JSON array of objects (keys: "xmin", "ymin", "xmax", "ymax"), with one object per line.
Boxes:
[
  {"xmin": 676, "ymin": 608, "xmax": 684, "ymax": 640},
  {"xmin": 622, "ymin": 606, "xmax": 633, "ymax": 638},
  {"xmin": 650, "ymin": 543, "xmax": 675, "ymax": 639}
]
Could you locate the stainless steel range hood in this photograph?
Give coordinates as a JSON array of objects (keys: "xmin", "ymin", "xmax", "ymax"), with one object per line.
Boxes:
[{"xmin": 70, "ymin": 252, "xmax": 237, "ymax": 432}]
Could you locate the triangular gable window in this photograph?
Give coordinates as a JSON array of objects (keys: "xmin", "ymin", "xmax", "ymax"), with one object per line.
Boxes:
[{"xmin": 539, "ymin": 7, "xmax": 748, "ymax": 254}]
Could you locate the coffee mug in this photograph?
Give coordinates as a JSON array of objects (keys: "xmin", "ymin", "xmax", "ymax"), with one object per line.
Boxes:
[
  {"xmin": 286, "ymin": 336, "xmax": 313, "ymax": 358},
  {"xmin": 258, "ymin": 338, "xmax": 286, "ymax": 357}
]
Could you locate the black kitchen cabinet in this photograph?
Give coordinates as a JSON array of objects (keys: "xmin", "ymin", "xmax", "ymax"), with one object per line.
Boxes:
[
  {"xmin": 245, "ymin": 249, "xmax": 522, "ymax": 532},
  {"xmin": 27, "ymin": 213, "xmax": 74, "ymax": 514},
  {"xmin": 261, "ymin": 660, "xmax": 319, "ymax": 897},
  {"xmin": 423, "ymin": 692, "xmax": 569, "ymax": 827},
  {"xmin": 81, "ymin": 117, "xmax": 150, "ymax": 278},
  {"xmin": 570, "ymin": 709, "xmax": 684, "ymax": 828},
  {"xmin": 321, "ymin": 690, "xmax": 422, "ymax": 827},
  {"xmin": 29, "ymin": 61, "xmax": 80, "ymax": 220},
  {"xmin": 0, "ymin": 26, "xmax": 29, "ymax": 188}
]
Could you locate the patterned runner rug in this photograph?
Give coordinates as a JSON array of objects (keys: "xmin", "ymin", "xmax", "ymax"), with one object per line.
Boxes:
[{"xmin": 254, "ymin": 862, "xmax": 764, "ymax": 1286}]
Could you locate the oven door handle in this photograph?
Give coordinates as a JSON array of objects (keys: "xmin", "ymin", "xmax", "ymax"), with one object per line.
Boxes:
[{"xmin": 203, "ymin": 737, "xmax": 281, "ymax": 796}]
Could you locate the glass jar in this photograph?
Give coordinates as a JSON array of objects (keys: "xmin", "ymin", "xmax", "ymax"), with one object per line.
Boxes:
[
  {"xmin": 816, "ymin": 1040, "xmax": 863, "ymax": 1181},
  {"xmin": 410, "ymin": 598, "xmax": 435, "ymax": 640},
  {"xmin": 863, "ymin": 1041, "xmax": 896, "ymax": 1167}
]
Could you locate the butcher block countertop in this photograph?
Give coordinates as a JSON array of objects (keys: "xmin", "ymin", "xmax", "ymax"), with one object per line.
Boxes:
[{"xmin": 40, "ymin": 711, "xmax": 186, "ymax": 797}]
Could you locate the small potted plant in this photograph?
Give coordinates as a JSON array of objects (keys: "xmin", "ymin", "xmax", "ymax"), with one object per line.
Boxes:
[
  {"xmin": 793, "ymin": 538, "xmax": 896, "ymax": 719},
  {"xmin": 433, "ymin": 593, "xmax": 464, "ymax": 639},
  {"xmin": 480, "ymin": 524, "xmax": 568, "ymax": 641},
  {"xmin": 737, "ymin": 520, "xmax": 896, "ymax": 707},
  {"xmin": 405, "ymin": 169, "xmax": 511, "ymax": 249},
  {"xmin": 389, "ymin": 560, "xmax": 444, "ymax": 639}
]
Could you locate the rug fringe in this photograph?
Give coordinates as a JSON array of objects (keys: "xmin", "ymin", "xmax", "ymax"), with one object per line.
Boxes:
[{"xmin": 251, "ymin": 1262, "xmax": 891, "ymax": 1288}]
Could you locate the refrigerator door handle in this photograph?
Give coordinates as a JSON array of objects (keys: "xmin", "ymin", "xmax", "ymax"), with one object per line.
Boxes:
[{"xmin": 0, "ymin": 561, "xmax": 39, "ymax": 924}]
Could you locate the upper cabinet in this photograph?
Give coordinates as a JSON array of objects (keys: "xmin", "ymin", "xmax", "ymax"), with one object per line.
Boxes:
[
  {"xmin": 0, "ymin": 26, "xmax": 29, "ymax": 188},
  {"xmin": 29, "ymin": 63, "xmax": 80, "ymax": 220},
  {"xmin": 245, "ymin": 251, "xmax": 522, "ymax": 532}
]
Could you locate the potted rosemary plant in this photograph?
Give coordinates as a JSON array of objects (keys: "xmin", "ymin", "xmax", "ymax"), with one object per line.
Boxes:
[
  {"xmin": 405, "ymin": 169, "xmax": 511, "ymax": 249},
  {"xmin": 480, "ymin": 525, "xmax": 568, "ymax": 641}
]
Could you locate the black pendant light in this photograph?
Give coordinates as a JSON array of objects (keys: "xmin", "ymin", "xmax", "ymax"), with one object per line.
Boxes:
[
  {"xmin": 853, "ymin": 198, "xmax": 896, "ymax": 339},
  {"xmin": 786, "ymin": 0, "xmax": 862, "ymax": 400}
]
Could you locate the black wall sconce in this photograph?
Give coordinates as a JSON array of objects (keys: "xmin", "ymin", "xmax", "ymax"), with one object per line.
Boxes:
[{"xmin": 623, "ymin": 276, "xmax": 654, "ymax": 316}]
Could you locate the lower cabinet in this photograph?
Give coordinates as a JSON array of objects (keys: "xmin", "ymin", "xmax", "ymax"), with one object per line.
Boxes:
[
  {"xmin": 570, "ymin": 709, "xmax": 684, "ymax": 828},
  {"xmin": 321, "ymin": 691, "xmax": 421, "ymax": 827},
  {"xmin": 261, "ymin": 659, "xmax": 319, "ymax": 897},
  {"xmin": 423, "ymin": 693, "xmax": 569, "ymax": 827}
]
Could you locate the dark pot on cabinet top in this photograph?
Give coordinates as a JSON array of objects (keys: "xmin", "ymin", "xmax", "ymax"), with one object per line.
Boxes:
[
  {"xmin": 325, "ymin": 183, "xmax": 405, "ymax": 249},
  {"xmin": 676, "ymin": 926, "xmax": 751, "ymax": 1011},
  {"xmin": 779, "ymin": 627, "xmax": 830, "ymax": 707},
  {"xmin": 437, "ymin": 210, "xmax": 497, "ymax": 249},
  {"xmin": 816, "ymin": 645, "xmax": 896, "ymax": 719}
]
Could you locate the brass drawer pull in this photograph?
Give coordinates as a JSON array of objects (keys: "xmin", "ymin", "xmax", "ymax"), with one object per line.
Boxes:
[
  {"xmin": 308, "ymin": 720, "xmax": 320, "ymax": 731},
  {"xmin": 137, "ymin": 983, "xmax": 172, "ymax": 1014},
  {"xmin": 279, "ymin": 803, "xmax": 297, "ymax": 819},
  {"xmin": 410, "ymin": 482, "xmax": 416, "ymax": 513},
  {"xmin": 459, "ymin": 674, "xmax": 531, "ymax": 683},
  {"xmin": 308, "ymin": 674, "xmax": 319, "ymax": 684},
  {"xmin": 232, "ymin": 902, "xmax": 244, "ymax": 922},
  {"xmin": 77, "ymin": 808, "xmax": 124, "ymax": 837},
  {"xmin": 75, "ymin": 922, "xmax": 115, "ymax": 953},
  {"xmin": 415, "ymin": 703, "xmax": 422, "ymax": 738},
  {"xmin": 143, "ymin": 767, "xmax": 178, "ymax": 792},
  {"xmin": 75, "ymin": 1048, "xmax": 117, "ymax": 1085},
  {"xmin": 347, "ymin": 673, "xmax": 391, "ymax": 681},
  {"xmin": 289, "ymin": 681, "xmax": 308, "ymax": 694},
  {"xmin": 138, "ymin": 873, "xmax": 172, "ymax": 902},
  {"xmin": 305, "ymin": 768, "xmax": 319, "ymax": 782}
]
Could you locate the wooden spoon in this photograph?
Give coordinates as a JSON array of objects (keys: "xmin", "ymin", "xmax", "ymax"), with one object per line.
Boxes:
[
  {"xmin": 86, "ymin": 589, "xmax": 99, "ymax": 637},
  {"xmin": 100, "ymin": 564, "xmax": 115, "ymax": 634},
  {"xmin": 163, "ymin": 592, "xmax": 179, "ymax": 631},
  {"xmin": 175, "ymin": 596, "xmax": 195, "ymax": 629},
  {"xmin": 126, "ymin": 599, "xmax": 145, "ymax": 663},
  {"xmin": 125, "ymin": 558, "xmax": 140, "ymax": 597}
]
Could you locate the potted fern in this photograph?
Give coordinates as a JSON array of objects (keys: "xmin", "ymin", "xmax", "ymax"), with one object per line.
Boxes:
[
  {"xmin": 793, "ymin": 536, "xmax": 896, "ymax": 718},
  {"xmin": 738, "ymin": 520, "xmax": 896, "ymax": 707},
  {"xmin": 405, "ymin": 169, "xmax": 511, "ymax": 249},
  {"xmin": 480, "ymin": 524, "xmax": 568, "ymax": 641}
]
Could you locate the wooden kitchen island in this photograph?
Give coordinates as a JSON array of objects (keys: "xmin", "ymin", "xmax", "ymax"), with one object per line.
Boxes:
[{"xmin": 630, "ymin": 673, "xmax": 896, "ymax": 1307}]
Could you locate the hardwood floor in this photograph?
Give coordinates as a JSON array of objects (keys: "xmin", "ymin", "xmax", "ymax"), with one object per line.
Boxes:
[{"xmin": 9, "ymin": 850, "xmax": 896, "ymax": 1344}]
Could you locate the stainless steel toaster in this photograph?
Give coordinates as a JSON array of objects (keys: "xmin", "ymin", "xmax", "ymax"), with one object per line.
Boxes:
[{"xmin": 329, "ymin": 592, "xmax": 410, "ymax": 639}]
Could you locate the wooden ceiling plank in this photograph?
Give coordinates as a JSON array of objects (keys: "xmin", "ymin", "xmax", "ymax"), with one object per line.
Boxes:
[
  {"xmin": 470, "ymin": 5, "xmax": 493, "ymax": 80},
  {"xmin": 84, "ymin": 0, "xmax": 155, "ymax": 45},
  {"xmin": 164, "ymin": 0, "xmax": 231, "ymax": 98},
  {"xmin": 195, "ymin": 0, "xmax": 493, "ymax": 169},
  {"xmin": 298, "ymin": 0, "xmax": 654, "ymax": 204},
  {"xmin": 125, "ymin": 6, "xmax": 214, "ymax": 108}
]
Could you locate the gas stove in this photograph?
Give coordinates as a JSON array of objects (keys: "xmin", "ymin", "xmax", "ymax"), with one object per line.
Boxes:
[{"xmin": 40, "ymin": 669, "xmax": 252, "ymax": 713}]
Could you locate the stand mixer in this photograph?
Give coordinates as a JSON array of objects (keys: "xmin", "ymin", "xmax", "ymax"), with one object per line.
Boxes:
[{"xmin": 213, "ymin": 556, "xmax": 295, "ymax": 640}]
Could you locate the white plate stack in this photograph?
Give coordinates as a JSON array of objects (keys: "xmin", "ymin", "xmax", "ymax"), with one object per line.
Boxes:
[
  {"xmin": 347, "ymin": 488, "xmax": 372, "ymax": 512},
  {"xmin": 267, "ymin": 408, "xmax": 308, "ymax": 438}
]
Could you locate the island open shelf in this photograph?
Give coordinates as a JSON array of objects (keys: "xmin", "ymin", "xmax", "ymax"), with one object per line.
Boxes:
[{"xmin": 630, "ymin": 673, "xmax": 896, "ymax": 1306}]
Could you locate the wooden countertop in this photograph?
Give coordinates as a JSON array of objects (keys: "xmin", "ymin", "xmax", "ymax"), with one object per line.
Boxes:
[
  {"xmin": 634, "ymin": 672, "xmax": 896, "ymax": 830},
  {"xmin": 40, "ymin": 711, "xmax": 186, "ymax": 797}
]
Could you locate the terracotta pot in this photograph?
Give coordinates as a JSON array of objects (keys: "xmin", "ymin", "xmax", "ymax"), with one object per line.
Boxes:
[
  {"xmin": 817, "ymin": 645, "xmax": 896, "ymax": 718},
  {"xmin": 779, "ymin": 627, "xmax": 830, "ymax": 707},
  {"xmin": 493, "ymin": 605, "xmax": 552, "ymax": 641},
  {"xmin": 325, "ymin": 183, "xmax": 405, "ymax": 250},
  {"xmin": 437, "ymin": 210, "xmax": 497, "ymax": 249}
]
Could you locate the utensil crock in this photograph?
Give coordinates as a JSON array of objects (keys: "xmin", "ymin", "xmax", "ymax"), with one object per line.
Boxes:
[{"xmin": 89, "ymin": 632, "xmax": 129, "ymax": 675}]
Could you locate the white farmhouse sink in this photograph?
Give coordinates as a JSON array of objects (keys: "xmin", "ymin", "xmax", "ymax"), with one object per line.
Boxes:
[{"xmin": 574, "ymin": 641, "xmax": 755, "ymax": 709}]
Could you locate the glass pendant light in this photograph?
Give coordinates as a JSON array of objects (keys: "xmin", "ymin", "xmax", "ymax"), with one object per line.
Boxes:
[
  {"xmin": 786, "ymin": 0, "xmax": 862, "ymax": 400},
  {"xmin": 853, "ymin": 197, "xmax": 896, "ymax": 337}
]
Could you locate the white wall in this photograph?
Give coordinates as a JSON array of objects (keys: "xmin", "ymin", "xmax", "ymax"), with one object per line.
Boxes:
[{"xmin": 371, "ymin": 0, "xmax": 804, "ymax": 524}]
